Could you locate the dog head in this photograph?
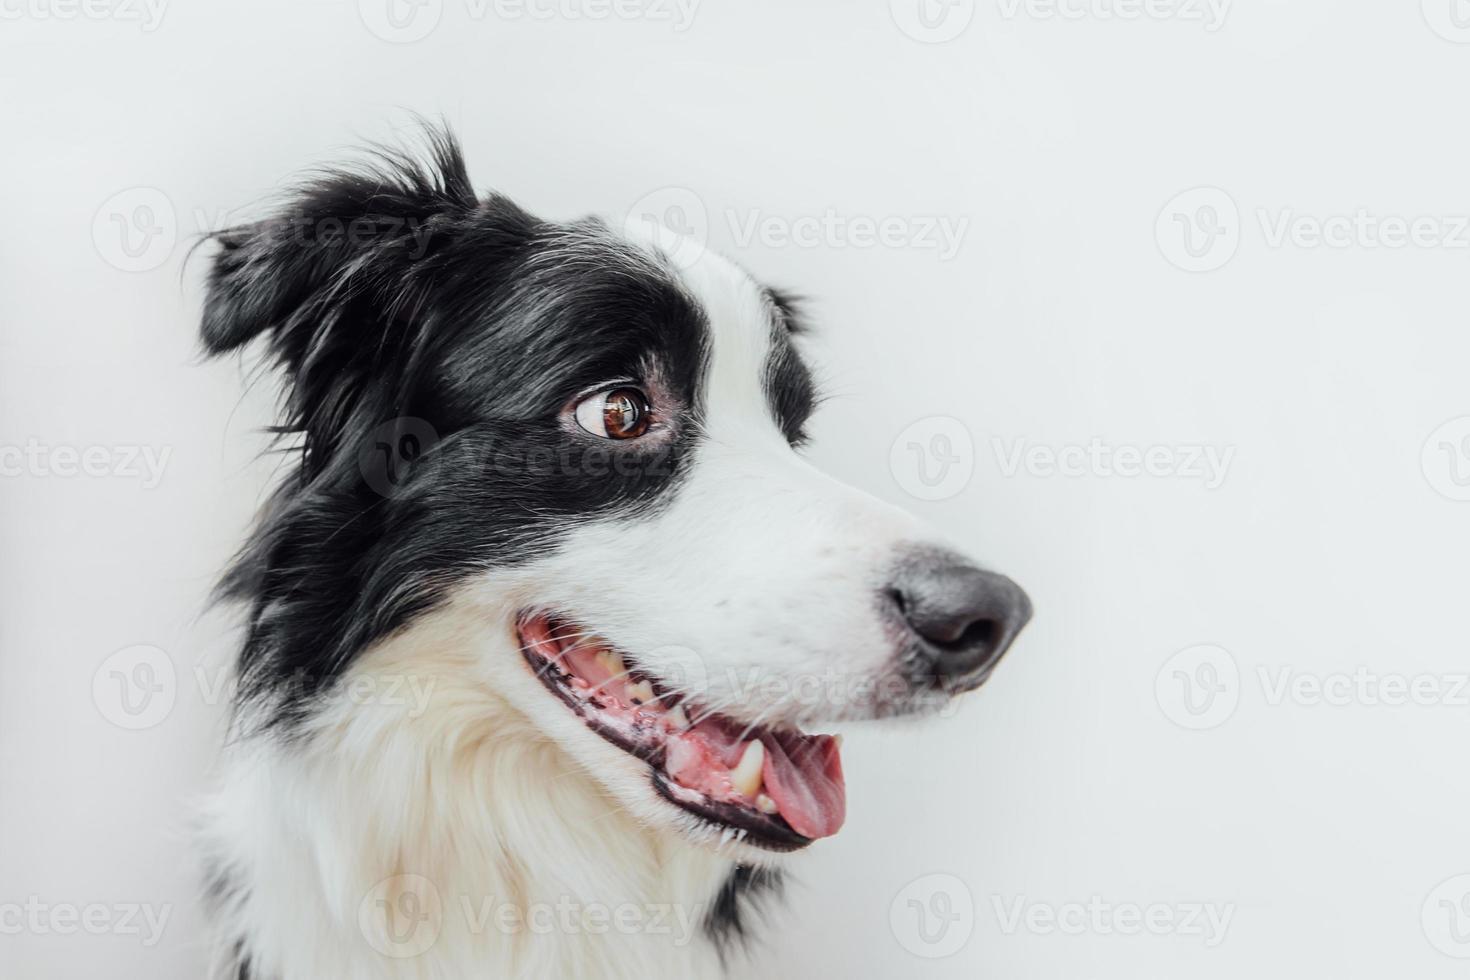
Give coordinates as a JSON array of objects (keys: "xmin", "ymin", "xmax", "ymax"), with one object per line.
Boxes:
[{"xmin": 201, "ymin": 129, "xmax": 1030, "ymax": 856}]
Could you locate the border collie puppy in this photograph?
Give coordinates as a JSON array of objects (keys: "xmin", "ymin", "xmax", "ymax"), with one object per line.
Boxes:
[{"xmin": 196, "ymin": 127, "xmax": 1030, "ymax": 980}]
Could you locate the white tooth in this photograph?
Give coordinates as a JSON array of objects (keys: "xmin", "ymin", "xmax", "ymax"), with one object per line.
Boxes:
[
  {"xmin": 755, "ymin": 793, "xmax": 779, "ymax": 814},
  {"xmin": 595, "ymin": 648, "xmax": 625, "ymax": 678},
  {"xmin": 626, "ymin": 679, "xmax": 655, "ymax": 705},
  {"xmin": 730, "ymin": 740, "xmax": 765, "ymax": 797},
  {"xmin": 667, "ymin": 705, "xmax": 690, "ymax": 730},
  {"xmin": 833, "ymin": 734, "xmax": 844, "ymax": 749}
]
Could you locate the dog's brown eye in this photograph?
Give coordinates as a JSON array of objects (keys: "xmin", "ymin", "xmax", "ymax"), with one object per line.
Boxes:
[{"xmin": 574, "ymin": 387, "xmax": 652, "ymax": 440}]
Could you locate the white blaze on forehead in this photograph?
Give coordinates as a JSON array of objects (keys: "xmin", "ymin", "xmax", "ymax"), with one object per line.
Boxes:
[
  {"xmin": 625, "ymin": 231, "xmax": 788, "ymax": 446},
  {"xmin": 680, "ymin": 253, "xmax": 785, "ymax": 443}
]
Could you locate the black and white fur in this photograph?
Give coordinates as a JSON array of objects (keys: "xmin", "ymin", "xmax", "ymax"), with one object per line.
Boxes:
[{"xmin": 196, "ymin": 128, "xmax": 1021, "ymax": 979}]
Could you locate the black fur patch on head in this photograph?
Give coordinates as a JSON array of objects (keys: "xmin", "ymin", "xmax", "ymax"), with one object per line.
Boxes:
[
  {"xmin": 200, "ymin": 126, "xmax": 712, "ymax": 730},
  {"xmin": 703, "ymin": 864, "xmax": 786, "ymax": 958},
  {"xmin": 762, "ymin": 288, "xmax": 818, "ymax": 446}
]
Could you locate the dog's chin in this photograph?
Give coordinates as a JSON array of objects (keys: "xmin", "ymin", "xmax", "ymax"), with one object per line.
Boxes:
[{"xmin": 514, "ymin": 611, "xmax": 850, "ymax": 855}]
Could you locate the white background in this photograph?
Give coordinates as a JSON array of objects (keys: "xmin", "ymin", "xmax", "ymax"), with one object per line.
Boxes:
[{"xmin": 4, "ymin": 1, "xmax": 1470, "ymax": 977}]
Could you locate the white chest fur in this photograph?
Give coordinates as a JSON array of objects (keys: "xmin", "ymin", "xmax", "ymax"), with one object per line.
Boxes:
[{"xmin": 199, "ymin": 611, "xmax": 742, "ymax": 980}]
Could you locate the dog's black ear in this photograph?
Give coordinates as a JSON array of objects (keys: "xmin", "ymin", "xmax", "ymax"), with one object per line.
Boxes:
[
  {"xmin": 198, "ymin": 127, "xmax": 546, "ymax": 473},
  {"xmin": 199, "ymin": 126, "xmax": 495, "ymax": 379}
]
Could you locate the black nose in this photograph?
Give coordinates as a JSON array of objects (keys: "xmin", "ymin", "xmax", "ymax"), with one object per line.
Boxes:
[{"xmin": 886, "ymin": 550, "xmax": 1032, "ymax": 690}]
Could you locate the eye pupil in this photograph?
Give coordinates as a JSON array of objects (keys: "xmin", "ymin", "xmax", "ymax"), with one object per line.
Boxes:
[
  {"xmin": 573, "ymin": 385, "xmax": 653, "ymax": 439},
  {"xmin": 602, "ymin": 388, "xmax": 649, "ymax": 439}
]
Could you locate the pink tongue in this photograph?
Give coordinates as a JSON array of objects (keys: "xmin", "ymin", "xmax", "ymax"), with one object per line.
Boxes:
[
  {"xmin": 760, "ymin": 731, "xmax": 846, "ymax": 839},
  {"xmin": 546, "ymin": 636, "xmax": 848, "ymax": 841}
]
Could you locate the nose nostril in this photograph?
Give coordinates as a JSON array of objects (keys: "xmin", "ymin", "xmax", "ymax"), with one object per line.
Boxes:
[
  {"xmin": 940, "ymin": 617, "xmax": 998, "ymax": 655},
  {"xmin": 885, "ymin": 549, "xmax": 1031, "ymax": 689}
]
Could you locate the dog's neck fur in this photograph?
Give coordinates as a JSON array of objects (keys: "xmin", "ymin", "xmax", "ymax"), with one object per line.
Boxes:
[{"xmin": 202, "ymin": 606, "xmax": 746, "ymax": 980}]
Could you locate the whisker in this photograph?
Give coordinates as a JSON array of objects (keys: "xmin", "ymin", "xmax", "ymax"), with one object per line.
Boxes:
[{"xmin": 733, "ymin": 705, "xmax": 777, "ymax": 744}]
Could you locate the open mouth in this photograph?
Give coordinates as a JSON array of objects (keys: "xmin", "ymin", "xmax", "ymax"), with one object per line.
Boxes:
[{"xmin": 517, "ymin": 613, "xmax": 845, "ymax": 851}]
